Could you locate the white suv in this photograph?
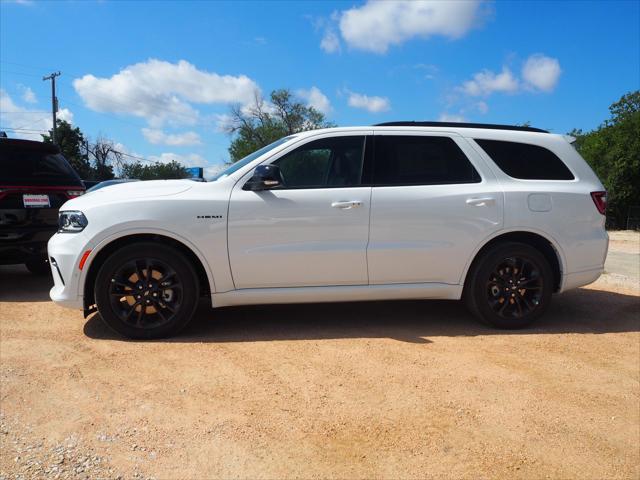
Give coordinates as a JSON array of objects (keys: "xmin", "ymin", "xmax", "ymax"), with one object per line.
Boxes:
[{"xmin": 48, "ymin": 122, "xmax": 608, "ymax": 339}]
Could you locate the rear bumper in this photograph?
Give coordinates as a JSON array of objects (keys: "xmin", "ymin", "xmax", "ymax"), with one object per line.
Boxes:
[
  {"xmin": 0, "ymin": 230, "xmax": 55, "ymax": 265},
  {"xmin": 560, "ymin": 267, "xmax": 604, "ymax": 292}
]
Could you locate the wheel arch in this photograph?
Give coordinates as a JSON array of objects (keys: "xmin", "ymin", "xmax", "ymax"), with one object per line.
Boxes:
[
  {"xmin": 461, "ymin": 229, "xmax": 565, "ymax": 293},
  {"xmin": 81, "ymin": 231, "xmax": 214, "ymax": 316}
]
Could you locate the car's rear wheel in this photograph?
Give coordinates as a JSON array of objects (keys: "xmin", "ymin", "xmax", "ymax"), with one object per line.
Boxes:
[
  {"xmin": 464, "ymin": 242, "xmax": 553, "ymax": 329},
  {"xmin": 25, "ymin": 257, "xmax": 51, "ymax": 276},
  {"xmin": 94, "ymin": 243, "xmax": 199, "ymax": 339}
]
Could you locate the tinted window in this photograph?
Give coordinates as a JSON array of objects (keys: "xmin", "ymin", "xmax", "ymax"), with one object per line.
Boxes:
[
  {"xmin": 373, "ymin": 135, "xmax": 480, "ymax": 186},
  {"xmin": 209, "ymin": 136, "xmax": 294, "ymax": 181},
  {"xmin": 273, "ymin": 136, "xmax": 365, "ymax": 188},
  {"xmin": 0, "ymin": 146, "xmax": 82, "ymax": 186},
  {"xmin": 475, "ymin": 139, "xmax": 574, "ymax": 180}
]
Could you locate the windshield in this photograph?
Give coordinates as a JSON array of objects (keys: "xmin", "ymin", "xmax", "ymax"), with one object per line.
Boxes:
[{"xmin": 208, "ymin": 136, "xmax": 295, "ymax": 181}]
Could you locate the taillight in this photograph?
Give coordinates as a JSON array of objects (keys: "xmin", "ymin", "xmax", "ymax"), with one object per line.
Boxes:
[
  {"xmin": 66, "ymin": 190, "xmax": 84, "ymax": 198},
  {"xmin": 591, "ymin": 191, "xmax": 607, "ymax": 215}
]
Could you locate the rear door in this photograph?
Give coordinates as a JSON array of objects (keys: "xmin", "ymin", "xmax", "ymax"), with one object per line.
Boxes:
[
  {"xmin": 367, "ymin": 132, "xmax": 503, "ymax": 285},
  {"xmin": 227, "ymin": 132, "xmax": 372, "ymax": 289}
]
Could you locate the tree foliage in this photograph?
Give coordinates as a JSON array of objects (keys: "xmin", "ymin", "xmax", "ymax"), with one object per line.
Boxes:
[
  {"xmin": 90, "ymin": 136, "xmax": 119, "ymax": 181},
  {"xmin": 120, "ymin": 160, "xmax": 189, "ymax": 180},
  {"xmin": 570, "ymin": 91, "xmax": 640, "ymax": 227},
  {"xmin": 225, "ymin": 89, "xmax": 334, "ymax": 161},
  {"xmin": 42, "ymin": 120, "xmax": 93, "ymax": 179},
  {"xmin": 42, "ymin": 120, "xmax": 190, "ymax": 181}
]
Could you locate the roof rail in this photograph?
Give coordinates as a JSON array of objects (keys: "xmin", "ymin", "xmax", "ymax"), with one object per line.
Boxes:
[{"xmin": 374, "ymin": 121, "xmax": 548, "ymax": 133}]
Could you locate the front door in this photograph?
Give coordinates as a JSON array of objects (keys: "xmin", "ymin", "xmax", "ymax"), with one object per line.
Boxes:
[{"xmin": 227, "ymin": 133, "xmax": 372, "ymax": 289}]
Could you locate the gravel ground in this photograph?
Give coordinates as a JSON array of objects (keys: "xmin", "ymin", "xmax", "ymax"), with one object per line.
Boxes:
[{"xmin": 0, "ymin": 231, "xmax": 638, "ymax": 479}]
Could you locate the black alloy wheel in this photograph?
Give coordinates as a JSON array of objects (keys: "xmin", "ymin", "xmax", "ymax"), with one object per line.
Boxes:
[
  {"xmin": 108, "ymin": 258, "xmax": 183, "ymax": 329},
  {"xmin": 486, "ymin": 256, "xmax": 544, "ymax": 319},
  {"xmin": 464, "ymin": 242, "xmax": 553, "ymax": 329},
  {"xmin": 95, "ymin": 243, "xmax": 199, "ymax": 339}
]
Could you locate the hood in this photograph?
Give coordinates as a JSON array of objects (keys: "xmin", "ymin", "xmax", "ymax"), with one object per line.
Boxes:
[{"xmin": 63, "ymin": 180, "xmax": 195, "ymax": 209}]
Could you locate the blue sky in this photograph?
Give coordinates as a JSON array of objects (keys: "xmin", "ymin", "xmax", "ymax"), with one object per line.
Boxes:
[{"xmin": 1, "ymin": 0, "xmax": 638, "ymax": 174}]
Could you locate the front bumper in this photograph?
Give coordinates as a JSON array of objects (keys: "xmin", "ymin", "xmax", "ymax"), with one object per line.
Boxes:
[{"xmin": 47, "ymin": 232, "xmax": 87, "ymax": 310}]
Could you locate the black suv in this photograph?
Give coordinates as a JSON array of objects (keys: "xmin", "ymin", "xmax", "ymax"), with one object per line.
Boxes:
[{"xmin": 0, "ymin": 139, "xmax": 85, "ymax": 274}]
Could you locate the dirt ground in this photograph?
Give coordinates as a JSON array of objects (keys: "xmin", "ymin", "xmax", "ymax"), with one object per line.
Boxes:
[{"xmin": 1, "ymin": 232, "xmax": 638, "ymax": 479}]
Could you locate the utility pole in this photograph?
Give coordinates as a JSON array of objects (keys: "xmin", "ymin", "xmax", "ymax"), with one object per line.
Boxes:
[{"xmin": 42, "ymin": 71, "xmax": 61, "ymax": 144}]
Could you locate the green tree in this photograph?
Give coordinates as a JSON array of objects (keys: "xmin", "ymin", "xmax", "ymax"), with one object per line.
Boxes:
[
  {"xmin": 225, "ymin": 89, "xmax": 334, "ymax": 161},
  {"xmin": 42, "ymin": 120, "xmax": 93, "ymax": 179},
  {"xmin": 570, "ymin": 91, "xmax": 640, "ymax": 227},
  {"xmin": 120, "ymin": 160, "xmax": 189, "ymax": 180}
]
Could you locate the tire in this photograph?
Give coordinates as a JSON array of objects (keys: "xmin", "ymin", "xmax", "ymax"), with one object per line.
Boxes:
[
  {"xmin": 25, "ymin": 257, "xmax": 51, "ymax": 276},
  {"xmin": 463, "ymin": 242, "xmax": 553, "ymax": 329},
  {"xmin": 94, "ymin": 242, "xmax": 199, "ymax": 339}
]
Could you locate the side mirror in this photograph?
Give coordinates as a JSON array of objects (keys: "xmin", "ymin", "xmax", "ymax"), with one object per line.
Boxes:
[{"xmin": 243, "ymin": 164, "xmax": 283, "ymax": 191}]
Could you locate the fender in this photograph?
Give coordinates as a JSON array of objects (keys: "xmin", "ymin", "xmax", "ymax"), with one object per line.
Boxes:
[
  {"xmin": 458, "ymin": 227, "xmax": 568, "ymax": 288},
  {"xmin": 75, "ymin": 226, "xmax": 217, "ymax": 299}
]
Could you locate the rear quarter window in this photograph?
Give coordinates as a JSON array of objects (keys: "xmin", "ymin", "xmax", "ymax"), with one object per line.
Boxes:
[{"xmin": 475, "ymin": 139, "xmax": 574, "ymax": 180}]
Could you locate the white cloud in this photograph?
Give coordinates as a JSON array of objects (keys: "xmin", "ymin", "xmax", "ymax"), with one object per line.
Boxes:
[
  {"xmin": 458, "ymin": 54, "xmax": 562, "ymax": 101},
  {"xmin": 347, "ymin": 91, "xmax": 391, "ymax": 113},
  {"xmin": 320, "ymin": 28, "xmax": 341, "ymax": 53},
  {"xmin": 19, "ymin": 86, "xmax": 37, "ymax": 104},
  {"xmin": 0, "ymin": 89, "xmax": 73, "ymax": 140},
  {"xmin": 438, "ymin": 112, "xmax": 466, "ymax": 122},
  {"xmin": 148, "ymin": 152, "xmax": 207, "ymax": 168},
  {"xmin": 336, "ymin": 0, "xmax": 485, "ymax": 54},
  {"xmin": 73, "ymin": 59, "xmax": 259, "ymax": 127},
  {"xmin": 522, "ymin": 54, "xmax": 561, "ymax": 92},
  {"xmin": 57, "ymin": 108, "xmax": 74, "ymax": 124},
  {"xmin": 142, "ymin": 128, "xmax": 202, "ymax": 146},
  {"xmin": 460, "ymin": 67, "xmax": 519, "ymax": 97},
  {"xmin": 296, "ymin": 86, "xmax": 332, "ymax": 114},
  {"xmin": 475, "ymin": 101, "xmax": 489, "ymax": 114}
]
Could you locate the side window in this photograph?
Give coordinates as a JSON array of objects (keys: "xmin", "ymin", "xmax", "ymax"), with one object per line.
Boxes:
[
  {"xmin": 273, "ymin": 136, "xmax": 365, "ymax": 188},
  {"xmin": 373, "ymin": 135, "xmax": 481, "ymax": 186},
  {"xmin": 475, "ymin": 139, "xmax": 575, "ymax": 180}
]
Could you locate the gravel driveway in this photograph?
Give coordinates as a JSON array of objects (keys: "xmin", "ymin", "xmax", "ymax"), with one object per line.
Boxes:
[{"xmin": 0, "ymin": 232, "xmax": 638, "ymax": 479}]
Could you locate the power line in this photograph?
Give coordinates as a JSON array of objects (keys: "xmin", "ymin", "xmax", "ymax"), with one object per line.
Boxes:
[{"xmin": 0, "ymin": 127, "xmax": 48, "ymax": 133}]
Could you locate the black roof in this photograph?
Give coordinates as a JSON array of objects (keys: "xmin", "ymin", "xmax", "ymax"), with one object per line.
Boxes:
[
  {"xmin": 374, "ymin": 121, "xmax": 548, "ymax": 133},
  {"xmin": 0, "ymin": 138, "xmax": 60, "ymax": 152}
]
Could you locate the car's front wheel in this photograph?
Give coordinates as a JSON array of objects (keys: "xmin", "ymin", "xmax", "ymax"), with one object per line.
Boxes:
[
  {"xmin": 464, "ymin": 242, "xmax": 553, "ymax": 329},
  {"xmin": 94, "ymin": 242, "xmax": 199, "ymax": 339}
]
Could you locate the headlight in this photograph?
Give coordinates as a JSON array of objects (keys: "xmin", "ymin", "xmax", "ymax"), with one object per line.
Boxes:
[{"xmin": 58, "ymin": 211, "xmax": 88, "ymax": 233}]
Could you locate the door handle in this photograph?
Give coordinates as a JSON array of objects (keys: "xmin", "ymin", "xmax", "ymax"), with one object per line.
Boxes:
[
  {"xmin": 466, "ymin": 197, "xmax": 496, "ymax": 207},
  {"xmin": 331, "ymin": 200, "xmax": 362, "ymax": 209}
]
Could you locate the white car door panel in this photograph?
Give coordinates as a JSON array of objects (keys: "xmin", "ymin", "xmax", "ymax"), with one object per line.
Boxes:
[
  {"xmin": 228, "ymin": 133, "xmax": 371, "ymax": 289},
  {"xmin": 228, "ymin": 188, "xmax": 371, "ymax": 288},
  {"xmin": 367, "ymin": 133, "xmax": 503, "ymax": 285}
]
